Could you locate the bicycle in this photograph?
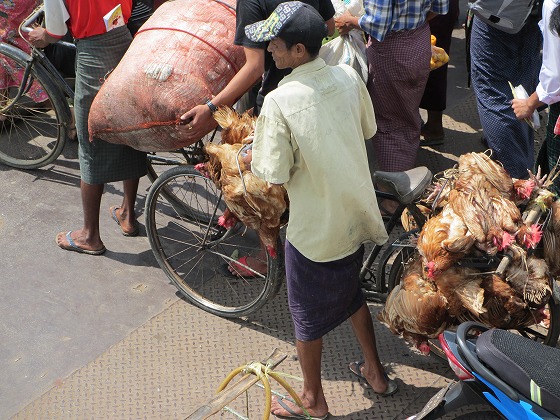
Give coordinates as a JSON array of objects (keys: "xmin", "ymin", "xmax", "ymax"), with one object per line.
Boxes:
[
  {"xmin": 145, "ymin": 162, "xmax": 560, "ymax": 347},
  {"xmin": 144, "ymin": 164, "xmax": 426, "ymax": 318},
  {"xmin": 0, "ymin": 5, "xmax": 213, "ymax": 181},
  {"xmin": 0, "ymin": 6, "xmax": 74, "ymax": 169}
]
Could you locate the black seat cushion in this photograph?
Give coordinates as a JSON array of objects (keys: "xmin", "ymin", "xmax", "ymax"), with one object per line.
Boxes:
[{"xmin": 476, "ymin": 329, "xmax": 560, "ymax": 417}]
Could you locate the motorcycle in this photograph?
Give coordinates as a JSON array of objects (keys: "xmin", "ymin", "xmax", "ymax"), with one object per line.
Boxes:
[{"xmin": 409, "ymin": 321, "xmax": 560, "ymax": 419}]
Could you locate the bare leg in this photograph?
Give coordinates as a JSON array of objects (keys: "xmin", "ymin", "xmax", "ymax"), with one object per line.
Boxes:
[
  {"xmin": 349, "ymin": 303, "xmax": 390, "ymax": 393},
  {"xmin": 111, "ymin": 177, "xmax": 140, "ymax": 233},
  {"xmin": 56, "ymin": 181, "xmax": 105, "ymax": 251},
  {"xmin": 270, "ymin": 338, "xmax": 329, "ymax": 418}
]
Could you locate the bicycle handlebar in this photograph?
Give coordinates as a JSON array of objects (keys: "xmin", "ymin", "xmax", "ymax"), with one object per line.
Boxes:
[{"xmin": 19, "ymin": 5, "xmax": 76, "ymax": 50}]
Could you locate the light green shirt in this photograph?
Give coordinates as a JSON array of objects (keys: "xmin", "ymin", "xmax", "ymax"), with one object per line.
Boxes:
[{"xmin": 251, "ymin": 58, "xmax": 388, "ymax": 262}]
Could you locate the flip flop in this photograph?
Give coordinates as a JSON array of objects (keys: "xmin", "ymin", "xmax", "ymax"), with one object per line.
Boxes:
[
  {"xmin": 110, "ymin": 206, "xmax": 139, "ymax": 237},
  {"xmin": 56, "ymin": 231, "xmax": 106, "ymax": 255},
  {"xmin": 273, "ymin": 397, "xmax": 329, "ymax": 420},
  {"xmin": 348, "ymin": 361, "xmax": 399, "ymax": 396},
  {"xmin": 227, "ymin": 255, "xmax": 267, "ymax": 278}
]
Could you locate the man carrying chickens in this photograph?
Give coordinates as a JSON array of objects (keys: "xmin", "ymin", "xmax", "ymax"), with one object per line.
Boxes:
[{"xmin": 243, "ymin": 3, "xmax": 394, "ymax": 418}]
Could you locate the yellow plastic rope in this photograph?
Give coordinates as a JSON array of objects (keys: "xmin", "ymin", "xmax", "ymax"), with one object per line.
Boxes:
[{"xmin": 217, "ymin": 361, "xmax": 310, "ymax": 420}]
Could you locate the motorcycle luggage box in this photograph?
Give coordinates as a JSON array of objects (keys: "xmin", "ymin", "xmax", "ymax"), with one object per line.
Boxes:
[{"xmin": 476, "ymin": 329, "xmax": 560, "ymax": 417}]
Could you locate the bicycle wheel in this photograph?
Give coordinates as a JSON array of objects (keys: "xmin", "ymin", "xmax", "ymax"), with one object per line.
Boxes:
[
  {"xmin": 0, "ymin": 43, "xmax": 71, "ymax": 169},
  {"xmin": 145, "ymin": 165, "xmax": 284, "ymax": 318},
  {"xmin": 146, "ymin": 129, "xmax": 218, "ymax": 210},
  {"xmin": 382, "ymin": 243, "xmax": 560, "ymax": 347}
]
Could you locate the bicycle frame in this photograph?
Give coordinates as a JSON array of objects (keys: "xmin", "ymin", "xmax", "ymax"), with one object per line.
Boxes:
[
  {"xmin": 0, "ymin": 44, "xmax": 73, "ymax": 114},
  {"xmin": 359, "ymin": 190, "xmax": 427, "ymax": 301}
]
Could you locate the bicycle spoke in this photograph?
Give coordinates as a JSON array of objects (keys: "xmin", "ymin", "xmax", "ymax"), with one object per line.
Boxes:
[{"xmin": 145, "ymin": 167, "xmax": 283, "ymax": 317}]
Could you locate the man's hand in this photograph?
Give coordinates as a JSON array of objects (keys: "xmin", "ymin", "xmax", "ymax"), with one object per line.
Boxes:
[
  {"xmin": 241, "ymin": 147, "xmax": 252, "ymax": 171},
  {"xmin": 511, "ymin": 98, "xmax": 534, "ymax": 120},
  {"xmin": 179, "ymin": 104, "xmax": 218, "ymax": 143},
  {"xmin": 334, "ymin": 11, "xmax": 359, "ymax": 36},
  {"xmin": 28, "ymin": 27, "xmax": 58, "ymax": 48},
  {"xmin": 511, "ymin": 91, "xmax": 542, "ymax": 121}
]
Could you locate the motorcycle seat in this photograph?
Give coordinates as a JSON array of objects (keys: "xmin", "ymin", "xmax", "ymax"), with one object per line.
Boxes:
[{"xmin": 476, "ymin": 328, "xmax": 560, "ymax": 417}]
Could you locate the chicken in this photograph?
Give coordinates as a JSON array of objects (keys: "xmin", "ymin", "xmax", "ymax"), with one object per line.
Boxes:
[
  {"xmin": 482, "ymin": 274, "xmax": 527, "ymax": 315},
  {"xmin": 543, "ymin": 200, "xmax": 560, "ymax": 277},
  {"xmin": 400, "ymin": 204, "xmax": 431, "ymax": 232},
  {"xmin": 417, "ymin": 205, "xmax": 475, "ymax": 279},
  {"xmin": 433, "ymin": 265, "xmax": 486, "ymax": 318},
  {"xmin": 380, "ymin": 152, "xmax": 559, "ymax": 353},
  {"xmin": 195, "ymin": 106, "xmax": 288, "ymax": 257},
  {"xmin": 457, "ymin": 272, "xmax": 549, "ymax": 331},
  {"xmin": 212, "ymin": 106, "xmax": 255, "ymax": 145},
  {"xmin": 456, "ymin": 151, "xmax": 514, "ymax": 197},
  {"xmin": 505, "ymin": 254, "xmax": 551, "ymax": 307},
  {"xmin": 377, "ymin": 258, "xmax": 450, "ymax": 355},
  {"xmin": 422, "ymin": 167, "xmax": 459, "ymax": 210}
]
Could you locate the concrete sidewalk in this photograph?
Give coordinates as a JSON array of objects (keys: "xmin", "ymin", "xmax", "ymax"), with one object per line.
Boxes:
[{"xmin": 0, "ymin": 18, "xmax": 550, "ymax": 420}]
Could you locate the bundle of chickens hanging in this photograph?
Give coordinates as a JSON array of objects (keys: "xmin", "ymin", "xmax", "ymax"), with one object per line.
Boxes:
[
  {"xmin": 378, "ymin": 151, "xmax": 560, "ymax": 355},
  {"xmin": 194, "ymin": 106, "xmax": 288, "ymax": 258}
]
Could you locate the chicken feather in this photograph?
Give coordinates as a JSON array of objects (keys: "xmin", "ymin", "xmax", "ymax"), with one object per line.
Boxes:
[
  {"xmin": 377, "ymin": 258, "xmax": 449, "ymax": 354},
  {"xmin": 199, "ymin": 107, "xmax": 288, "ymax": 257}
]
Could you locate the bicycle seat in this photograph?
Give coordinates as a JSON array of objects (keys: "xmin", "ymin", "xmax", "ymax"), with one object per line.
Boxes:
[{"xmin": 373, "ymin": 167, "xmax": 432, "ymax": 204}]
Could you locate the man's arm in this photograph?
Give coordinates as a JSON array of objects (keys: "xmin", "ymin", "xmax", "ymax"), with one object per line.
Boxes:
[
  {"xmin": 179, "ymin": 46, "xmax": 265, "ymax": 142},
  {"xmin": 28, "ymin": 0, "xmax": 69, "ymax": 48},
  {"xmin": 326, "ymin": 17, "xmax": 336, "ymax": 37}
]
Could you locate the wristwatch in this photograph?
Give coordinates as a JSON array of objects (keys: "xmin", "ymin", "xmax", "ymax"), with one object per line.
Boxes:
[{"xmin": 206, "ymin": 100, "xmax": 218, "ymax": 113}]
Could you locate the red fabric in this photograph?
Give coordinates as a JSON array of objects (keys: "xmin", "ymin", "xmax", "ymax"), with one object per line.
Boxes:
[{"xmin": 66, "ymin": 0, "xmax": 132, "ymax": 39}]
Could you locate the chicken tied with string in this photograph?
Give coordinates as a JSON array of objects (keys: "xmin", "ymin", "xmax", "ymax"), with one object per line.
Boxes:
[
  {"xmin": 378, "ymin": 151, "xmax": 560, "ymax": 355},
  {"xmin": 194, "ymin": 106, "xmax": 288, "ymax": 259}
]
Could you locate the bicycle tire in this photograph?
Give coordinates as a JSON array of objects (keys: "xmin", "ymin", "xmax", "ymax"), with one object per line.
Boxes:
[
  {"xmin": 146, "ymin": 149, "xmax": 192, "ymax": 212},
  {"xmin": 145, "ymin": 165, "xmax": 284, "ymax": 318},
  {"xmin": 383, "ymin": 244, "xmax": 560, "ymax": 347},
  {"xmin": 0, "ymin": 43, "xmax": 71, "ymax": 169},
  {"xmin": 146, "ymin": 130, "xmax": 218, "ymax": 212}
]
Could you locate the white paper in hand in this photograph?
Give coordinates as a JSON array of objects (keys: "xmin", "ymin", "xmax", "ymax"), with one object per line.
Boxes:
[{"xmin": 509, "ymin": 81, "xmax": 540, "ymax": 130}]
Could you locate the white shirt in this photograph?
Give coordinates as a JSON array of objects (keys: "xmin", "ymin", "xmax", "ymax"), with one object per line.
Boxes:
[
  {"xmin": 43, "ymin": 0, "xmax": 70, "ymax": 37},
  {"xmin": 536, "ymin": 0, "xmax": 560, "ymax": 105},
  {"xmin": 251, "ymin": 58, "xmax": 388, "ymax": 262}
]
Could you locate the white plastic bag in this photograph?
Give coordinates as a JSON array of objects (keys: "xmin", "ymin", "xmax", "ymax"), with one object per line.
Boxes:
[
  {"xmin": 319, "ymin": 32, "xmax": 368, "ymax": 82},
  {"xmin": 319, "ymin": 0, "xmax": 368, "ymax": 82}
]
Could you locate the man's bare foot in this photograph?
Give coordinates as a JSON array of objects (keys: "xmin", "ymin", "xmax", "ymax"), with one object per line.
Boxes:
[
  {"xmin": 55, "ymin": 230, "xmax": 106, "ymax": 255},
  {"xmin": 110, "ymin": 206, "xmax": 139, "ymax": 237},
  {"xmin": 270, "ymin": 396, "xmax": 328, "ymax": 419}
]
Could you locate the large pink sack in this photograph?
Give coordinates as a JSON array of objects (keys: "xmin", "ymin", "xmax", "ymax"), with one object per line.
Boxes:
[{"xmin": 88, "ymin": 0, "xmax": 244, "ymax": 152}]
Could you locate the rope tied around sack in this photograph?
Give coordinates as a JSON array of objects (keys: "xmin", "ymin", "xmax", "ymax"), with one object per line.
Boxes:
[{"xmin": 135, "ymin": 26, "xmax": 240, "ymax": 73}]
